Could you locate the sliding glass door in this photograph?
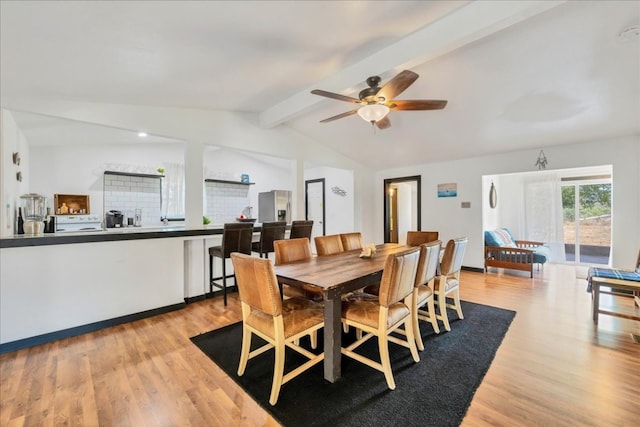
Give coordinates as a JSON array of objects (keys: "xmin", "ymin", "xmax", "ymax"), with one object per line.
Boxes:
[{"xmin": 561, "ymin": 178, "xmax": 611, "ymax": 265}]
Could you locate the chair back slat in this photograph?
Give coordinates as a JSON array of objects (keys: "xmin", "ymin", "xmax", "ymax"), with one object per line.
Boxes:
[
  {"xmin": 378, "ymin": 247, "xmax": 420, "ymax": 306},
  {"xmin": 231, "ymin": 253, "xmax": 282, "ymax": 316},
  {"xmin": 222, "ymin": 222, "xmax": 254, "ymax": 258}
]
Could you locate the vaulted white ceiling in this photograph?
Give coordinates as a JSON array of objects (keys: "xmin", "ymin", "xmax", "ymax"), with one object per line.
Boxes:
[{"xmin": 1, "ymin": 1, "xmax": 638, "ymax": 170}]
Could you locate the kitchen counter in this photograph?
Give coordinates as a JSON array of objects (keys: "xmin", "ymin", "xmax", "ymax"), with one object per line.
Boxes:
[
  {"xmin": 0, "ymin": 221, "xmax": 283, "ymax": 352},
  {"xmin": 0, "ymin": 223, "xmax": 271, "ymax": 248}
]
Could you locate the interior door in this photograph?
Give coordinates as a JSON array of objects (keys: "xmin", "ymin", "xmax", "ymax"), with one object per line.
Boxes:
[
  {"xmin": 384, "ymin": 176, "xmax": 421, "ymax": 243},
  {"xmin": 305, "ymin": 179, "xmax": 325, "ymax": 243},
  {"xmin": 389, "ymin": 186, "xmax": 398, "ymax": 243}
]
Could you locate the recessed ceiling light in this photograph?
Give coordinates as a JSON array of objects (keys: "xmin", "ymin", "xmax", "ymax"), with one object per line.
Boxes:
[
  {"xmin": 617, "ymin": 25, "xmax": 640, "ymax": 43},
  {"xmin": 138, "ymin": 131, "xmax": 148, "ymax": 137}
]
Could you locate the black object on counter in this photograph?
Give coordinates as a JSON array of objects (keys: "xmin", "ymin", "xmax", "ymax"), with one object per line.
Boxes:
[
  {"xmin": 17, "ymin": 207, "xmax": 24, "ymax": 235},
  {"xmin": 105, "ymin": 210, "xmax": 124, "ymax": 228},
  {"xmin": 44, "ymin": 215, "xmax": 56, "ymax": 233}
]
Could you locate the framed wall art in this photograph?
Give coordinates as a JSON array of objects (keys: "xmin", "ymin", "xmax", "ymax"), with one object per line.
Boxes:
[{"xmin": 437, "ymin": 183, "xmax": 457, "ymax": 198}]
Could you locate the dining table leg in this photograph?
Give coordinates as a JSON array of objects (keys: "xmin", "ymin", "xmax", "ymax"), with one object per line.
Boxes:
[
  {"xmin": 323, "ymin": 290, "xmax": 342, "ymax": 382},
  {"xmin": 592, "ymin": 281, "xmax": 600, "ymax": 324}
]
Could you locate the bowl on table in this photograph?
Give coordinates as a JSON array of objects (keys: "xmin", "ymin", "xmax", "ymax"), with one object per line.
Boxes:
[{"xmin": 236, "ymin": 218, "xmax": 257, "ymax": 223}]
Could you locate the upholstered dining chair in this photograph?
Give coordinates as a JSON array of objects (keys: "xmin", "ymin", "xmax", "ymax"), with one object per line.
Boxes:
[
  {"xmin": 251, "ymin": 221, "xmax": 286, "ymax": 259},
  {"xmin": 231, "ymin": 253, "xmax": 324, "ymax": 406},
  {"xmin": 314, "ymin": 234, "xmax": 344, "ymax": 256},
  {"xmin": 359, "ymin": 240, "xmax": 442, "ymax": 349},
  {"xmin": 289, "ymin": 220, "xmax": 313, "ymax": 240},
  {"xmin": 209, "ymin": 222, "xmax": 254, "ymax": 305},
  {"xmin": 406, "ymin": 231, "xmax": 439, "ymax": 246},
  {"xmin": 340, "ymin": 232, "xmax": 363, "ymax": 251},
  {"xmin": 273, "ymin": 237, "xmax": 320, "ymax": 297},
  {"xmin": 434, "ymin": 237, "xmax": 468, "ymax": 331},
  {"xmin": 341, "ymin": 247, "xmax": 421, "ymax": 390},
  {"xmin": 413, "ymin": 240, "xmax": 442, "ymax": 350}
]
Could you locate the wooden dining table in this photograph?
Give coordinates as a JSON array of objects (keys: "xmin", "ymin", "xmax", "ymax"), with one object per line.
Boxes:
[{"xmin": 274, "ymin": 243, "xmax": 409, "ymax": 382}]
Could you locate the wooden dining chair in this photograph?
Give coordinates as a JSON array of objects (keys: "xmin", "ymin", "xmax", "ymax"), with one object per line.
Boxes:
[
  {"xmin": 275, "ymin": 237, "xmax": 353, "ymax": 344},
  {"xmin": 274, "ymin": 237, "xmax": 323, "ymax": 306},
  {"xmin": 358, "ymin": 240, "xmax": 442, "ymax": 349},
  {"xmin": 340, "ymin": 232, "xmax": 363, "ymax": 251},
  {"xmin": 231, "ymin": 253, "xmax": 324, "ymax": 406},
  {"xmin": 434, "ymin": 237, "xmax": 468, "ymax": 331},
  {"xmin": 412, "ymin": 240, "xmax": 442, "ymax": 350},
  {"xmin": 406, "ymin": 231, "xmax": 439, "ymax": 246},
  {"xmin": 314, "ymin": 234, "xmax": 344, "ymax": 256},
  {"xmin": 341, "ymin": 247, "xmax": 421, "ymax": 390}
]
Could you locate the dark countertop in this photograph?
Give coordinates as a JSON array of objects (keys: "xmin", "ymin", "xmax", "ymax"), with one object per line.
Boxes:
[{"xmin": 0, "ymin": 225, "xmax": 267, "ymax": 248}]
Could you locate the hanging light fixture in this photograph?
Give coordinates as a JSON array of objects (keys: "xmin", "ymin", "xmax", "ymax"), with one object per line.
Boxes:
[{"xmin": 357, "ymin": 104, "xmax": 390, "ymax": 124}]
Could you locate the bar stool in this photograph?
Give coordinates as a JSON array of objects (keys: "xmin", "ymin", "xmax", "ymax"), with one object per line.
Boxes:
[
  {"xmin": 289, "ymin": 220, "xmax": 313, "ymax": 240},
  {"xmin": 209, "ymin": 222, "xmax": 254, "ymax": 305},
  {"xmin": 252, "ymin": 221, "xmax": 286, "ymax": 258}
]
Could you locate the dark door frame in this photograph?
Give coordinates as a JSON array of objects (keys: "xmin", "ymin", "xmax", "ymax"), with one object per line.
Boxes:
[
  {"xmin": 384, "ymin": 175, "xmax": 421, "ymax": 243},
  {"xmin": 305, "ymin": 178, "xmax": 326, "ymax": 236}
]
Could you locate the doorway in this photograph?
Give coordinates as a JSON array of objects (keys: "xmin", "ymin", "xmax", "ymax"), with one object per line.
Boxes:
[
  {"xmin": 305, "ymin": 178, "xmax": 326, "ymax": 240},
  {"xmin": 384, "ymin": 176, "xmax": 421, "ymax": 243},
  {"xmin": 561, "ymin": 176, "xmax": 611, "ymax": 265}
]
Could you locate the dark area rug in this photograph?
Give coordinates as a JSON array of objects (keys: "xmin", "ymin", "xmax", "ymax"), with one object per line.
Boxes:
[{"xmin": 190, "ymin": 300, "xmax": 515, "ymax": 427}]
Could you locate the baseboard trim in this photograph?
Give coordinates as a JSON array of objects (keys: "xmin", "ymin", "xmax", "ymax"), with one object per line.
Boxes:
[
  {"xmin": 0, "ymin": 302, "xmax": 186, "ymax": 355},
  {"xmin": 462, "ymin": 266, "xmax": 484, "ymax": 273},
  {"xmin": 184, "ymin": 286, "xmax": 238, "ymax": 304}
]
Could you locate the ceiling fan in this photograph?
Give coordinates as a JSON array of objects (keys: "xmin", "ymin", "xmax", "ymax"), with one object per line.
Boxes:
[{"xmin": 310, "ymin": 70, "xmax": 447, "ymax": 130}]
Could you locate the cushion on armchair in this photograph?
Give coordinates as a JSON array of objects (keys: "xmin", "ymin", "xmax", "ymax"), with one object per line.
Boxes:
[{"xmin": 484, "ymin": 229, "xmax": 516, "ymax": 248}]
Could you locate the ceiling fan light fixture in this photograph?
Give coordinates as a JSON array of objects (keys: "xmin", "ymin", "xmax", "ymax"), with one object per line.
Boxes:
[{"xmin": 357, "ymin": 104, "xmax": 389, "ymax": 123}]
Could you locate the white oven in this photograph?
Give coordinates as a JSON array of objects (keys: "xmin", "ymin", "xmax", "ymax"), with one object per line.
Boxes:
[{"xmin": 55, "ymin": 215, "xmax": 103, "ymax": 233}]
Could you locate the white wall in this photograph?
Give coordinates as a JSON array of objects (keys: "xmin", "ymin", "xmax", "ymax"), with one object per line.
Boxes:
[
  {"xmin": 29, "ymin": 143, "xmax": 184, "ymax": 222},
  {"xmin": 376, "ymin": 136, "xmax": 640, "ymax": 269},
  {"xmin": 202, "ymin": 147, "xmax": 292, "ymax": 216},
  {"xmin": 305, "ymin": 166, "xmax": 356, "ymax": 238},
  {"xmin": 482, "ymin": 176, "xmax": 498, "ymax": 232},
  {"xmin": 2, "ymin": 103, "xmax": 372, "ymax": 236},
  {"xmin": 27, "ymin": 142, "xmax": 296, "ymax": 225},
  {"xmin": 0, "ymin": 110, "xmax": 31, "ymax": 237}
]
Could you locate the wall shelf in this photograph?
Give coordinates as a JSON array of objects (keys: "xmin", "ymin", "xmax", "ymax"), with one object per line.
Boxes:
[
  {"xmin": 204, "ymin": 179, "xmax": 255, "ymax": 185},
  {"xmin": 104, "ymin": 170, "xmax": 164, "ymax": 179}
]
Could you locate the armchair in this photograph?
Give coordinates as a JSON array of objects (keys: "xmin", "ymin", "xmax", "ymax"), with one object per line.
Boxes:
[{"xmin": 484, "ymin": 228, "xmax": 549, "ymax": 278}]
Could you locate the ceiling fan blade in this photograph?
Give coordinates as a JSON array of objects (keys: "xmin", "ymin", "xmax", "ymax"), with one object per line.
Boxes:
[
  {"xmin": 376, "ymin": 70, "xmax": 419, "ymax": 101},
  {"xmin": 375, "ymin": 116, "xmax": 391, "ymax": 130},
  {"xmin": 319, "ymin": 109, "xmax": 359, "ymax": 123},
  {"xmin": 311, "ymin": 89, "xmax": 361, "ymax": 104},
  {"xmin": 388, "ymin": 99, "xmax": 448, "ymax": 111}
]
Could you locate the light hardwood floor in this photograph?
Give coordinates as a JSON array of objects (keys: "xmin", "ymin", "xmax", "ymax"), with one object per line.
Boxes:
[{"xmin": 1, "ymin": 263, "xmax": 638, "ymax": 426}]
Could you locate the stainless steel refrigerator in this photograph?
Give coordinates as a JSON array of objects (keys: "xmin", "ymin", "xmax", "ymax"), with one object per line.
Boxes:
[{"xmin": 258, "ymin": 190, "xmax": 292, "ymax": 223}]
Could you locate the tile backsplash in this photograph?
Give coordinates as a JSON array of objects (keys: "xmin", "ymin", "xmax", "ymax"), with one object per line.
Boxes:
[
  {"xmin": 103, "ymin": 173, "xmax": 162, "ymax": 226},
  {"xmin": 204, "ymin": 181, "xmax": 250, "ymax": 224}
]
